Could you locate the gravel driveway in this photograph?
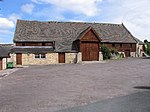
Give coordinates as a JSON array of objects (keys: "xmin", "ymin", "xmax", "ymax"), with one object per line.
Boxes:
[{"xmin": 0, "ymin": 58, "xmax": 150, "ymax": 112}]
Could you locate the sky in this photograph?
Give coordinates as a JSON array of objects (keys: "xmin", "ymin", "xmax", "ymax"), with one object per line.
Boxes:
[{"xmin": 0, "ymin": 0, "xmax": 150, "ymax": 43}]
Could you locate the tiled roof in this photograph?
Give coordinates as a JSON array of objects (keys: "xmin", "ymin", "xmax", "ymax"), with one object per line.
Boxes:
[
  {"xmin": 11, "ymin": 46, "xmax": 54, "ymax": 53},
  {"xmin": 14, "ymin": 20, "xmax": 137, "ymax": 51},
  {"xmin": 133, "ymin": 37, "xmax": 144, "ymax": 45},
  {"xmin": 0, "ymin": 46, "xmax": 10, "ymax": 58}
]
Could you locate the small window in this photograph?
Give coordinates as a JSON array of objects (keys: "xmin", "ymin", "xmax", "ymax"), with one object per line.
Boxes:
[
  {"xmin": 112, "ymin": 43, "xmax": 115, "ymax": 47},
  {"xmin": 35, "ymin": 54, "xmax": 40, "ymax": 58},
  {"xmin": 22, "ymin": 43, "xmax": 25, "ymax": 46},
  {"xmin": 41, "ymin": 53, "xmax": 46, "ymax": 58},
  {"xmin": 42, "ymin": 43, "xmax": 45, "ymax": 46},
  {"xmin": 120, "ymin": 44, "xmax": 122, "ymax": 47}
]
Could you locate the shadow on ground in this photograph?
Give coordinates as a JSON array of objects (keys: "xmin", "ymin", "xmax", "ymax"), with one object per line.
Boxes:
[
  {"xmin": 55, "ymin": 91, "xmax": 150, "ymax": 112},
  {"xmin": 134, "ymin": 86, "xmax": 150, "ymax": 90},
  {"xmin": 142, "ymin": 57, "xmax": 150, "ymax": 59}
]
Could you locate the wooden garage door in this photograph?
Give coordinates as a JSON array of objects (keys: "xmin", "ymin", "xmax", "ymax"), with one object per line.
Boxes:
[
  {"xmin": 59, "ymin": 53, "xmax": 65, "ymax": 63},
  {"xmin": 81, "ymin": 42, "xmax": 99, "ymax": 61},
  {"xmin": 125, "ymin": 50, "xmax": 130, "ymax": 57},
  {"xmin": 0, "ymin": 58, "xmax": 2, "ymax": 70},
  {"xmin": 16, "ymin": 53, "xmax": 22, "ymax": 65}
]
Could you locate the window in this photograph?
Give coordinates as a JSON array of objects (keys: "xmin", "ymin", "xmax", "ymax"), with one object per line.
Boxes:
[
  {"xmin": 35, "ymin": 54, "xmax": 46, "ymax": 59},
  {"xmin": 41, "ymin": 53, "xmax": 46, "ymax": 58},
  {"xmin": 120, "ymin": 44, "xmax": 122, "ymax": 47},
  {"xmin": 22, "ymin": 43, "xmax": 25, "ymax": 46},
  {"xmin": 112, "ymin": 43, "xmax": 115, "ymax": 47},
  {"xmin": 42, "ymin": 43, "xmax": 45, "ymax": 46},
  {"xmin": 130, "ymin": 44, "xmax": 132, "ymax": 47},
  {"xmin": 35, "ymin": 54, "xmax": 40, "ymax": 58}
]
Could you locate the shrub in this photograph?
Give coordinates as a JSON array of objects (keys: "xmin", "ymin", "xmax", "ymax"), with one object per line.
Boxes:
[
  {"xmin": 144, "ymin": 41, "xmax": 150, "ymax": 56},
  {"xmin": 120, "ymin": 53, "xmax": 124, "ymax": 58},
  {"xmin": 110, "ymin": 48, "xmax": 119, "ymax": 55},
  {"xmin": 101, "ymin": 45, "xmax": 111, "ymax": 60}
]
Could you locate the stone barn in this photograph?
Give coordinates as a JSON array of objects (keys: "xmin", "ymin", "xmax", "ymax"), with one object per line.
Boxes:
[{"xmin": 12, "ymin": 20, "xmax": 138, "ymax": 66}]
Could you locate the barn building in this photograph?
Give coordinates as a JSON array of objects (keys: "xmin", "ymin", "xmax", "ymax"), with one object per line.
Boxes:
[{"xmin": 11, "ymin": 20, "xmax": 138, "ymax": 66}]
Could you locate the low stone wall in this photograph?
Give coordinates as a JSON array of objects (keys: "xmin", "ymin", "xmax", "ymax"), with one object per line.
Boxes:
[
  {"xmin": 2, "ymin": 58, "xmax": 7, "ymax": 70},
  {"xmin": 99, "ymin": 52, "xmax": 103, "ymax": 61},
  {"xmin": 22, "ymin": 53, "xmax": 58, "ymax": 65},
  {"xmin": 65, "ymin": 53, "xmax": 77, "ymax": 63},
  {"xmin": 119, "ymin": 52, "xmax": 125, "ymax": 58},
  {"xmin": 130, "ymin": 52, "xmax": 136, "ymax": 57},
  {"xmin": 9, "ymin": 52, "xmax": 103, "ymax": 66}
]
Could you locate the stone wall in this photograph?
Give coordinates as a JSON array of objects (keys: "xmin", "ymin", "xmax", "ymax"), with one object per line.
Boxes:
[
  {"xmin": 130, "ymin": 52, "xmax": 136, "ymax": 57},
  {"xmin": 77, "ymin": 52, "xmax": 82, "ymax": 63},
  {"xmin": 22, "ymin": 53, "xmax": 58, "ymax": 65},
  {"xmin": 65, "ymin": 53, "xmax": 77, "ymax": 63},
  {"xmin": 99, "ymin": 52, "xmax": 103, "ymax": 61},
  {"xmin": 118, "ymin": 52, "xmax": 125, "ymax": 58},
  {"xmin": 2, "ymin": 58, "xmax": 7, "ymax": 70},
  {"xmin": 136, "ymin": 44, "xmax": 144, "ymax": 57}
]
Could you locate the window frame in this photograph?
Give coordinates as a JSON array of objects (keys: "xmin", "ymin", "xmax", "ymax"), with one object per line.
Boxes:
[
  {"xmin": 34, "ymin": 53, "xmax": 46, "ymax": 59},
  {"xmin": 41, "ymin": 53, "xmax": 46, "ymax": 59},
  {"xmin": 35, "ymin": 54, "xmax": 40, "ymax": 59}
]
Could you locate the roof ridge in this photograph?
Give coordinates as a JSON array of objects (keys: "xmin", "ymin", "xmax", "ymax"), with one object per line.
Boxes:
[{"xmin": 17, "ymin": 19, "xmax": 122, "ymax": 26}]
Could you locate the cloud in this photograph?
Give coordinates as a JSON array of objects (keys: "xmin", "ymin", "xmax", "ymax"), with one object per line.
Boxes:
[
  {"xmin": 31, "ymin": 0, "xmax": 43, "ymax": 4},
  {"xmin": 32, "ymin": 0, "xmax": 102, "ymax": 16},
  {"xmin": 21, "ymin": 3, "xmax": 35, "ymax": 14},
  {"xmin": 9, "ymin": 13, "xmax": 21, "ymax": 22},
  {"xmin": 97, "ymin": 0, "xmax": 150, "ymax": 41},
  {"xmin": 0, "ymin": 17, "xmax": 15, "ymax": 43},
  {"xmin": 34, "ymin": 6, "xmax": 64, "ymax": 20},
  {"xmin": 0, "ymin": 18, "xmax": 15, "ymax": 29}
]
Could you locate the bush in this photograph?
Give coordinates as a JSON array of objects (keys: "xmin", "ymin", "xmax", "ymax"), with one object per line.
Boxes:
[
  {"xmin": 110, "ymin": 48, "xmax": 119, "ymax": 55},
  {"xmin": 144, "ymin": 41, "xmax": 150, "ymax": 56},
  {"xmin": 120, "ymin": 53, "xmax": 124, "ymax": 58},
  {"xmin": 101, "ymin": 45, "xmax": 111, "ymax": 60}
]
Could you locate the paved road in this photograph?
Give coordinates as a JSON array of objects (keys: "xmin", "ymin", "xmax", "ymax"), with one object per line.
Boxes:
[
  {"xmin": 57, "ymin": 91, "xmax": 150, "ymax": 112},
  {"xmin": 0, "ymin": 58, "xmax": 150, "ymax": 112}
]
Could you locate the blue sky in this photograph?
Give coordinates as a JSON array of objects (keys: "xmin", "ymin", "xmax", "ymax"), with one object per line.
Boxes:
[{"xmin": 0, "ymin": 0, "xmax": 150, "ymax": 43}]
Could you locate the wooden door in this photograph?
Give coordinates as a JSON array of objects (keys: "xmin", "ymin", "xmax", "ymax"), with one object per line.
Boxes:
[
  {"xmin": 16, "ymin": 53, "xmax": 22, "ymax": 65},
  {"xmin": 81, "ymin": 42, "xmax": 99, "ymax": 61},
  {"xmin": 0, "ymin": 58, "xmax": 2, "ymax": 70},
  {"xmin": 125, "ymin": 50, "xmax": 130, "ymax": 57},
  {"xmin": 59, "ymin": 53, "xmax": 65, "ymax": 63}
]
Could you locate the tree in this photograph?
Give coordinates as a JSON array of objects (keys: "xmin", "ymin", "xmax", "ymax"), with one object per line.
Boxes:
[{"xmin": 144, "ymin": 39, "xmax": 148, "ymax": 43}]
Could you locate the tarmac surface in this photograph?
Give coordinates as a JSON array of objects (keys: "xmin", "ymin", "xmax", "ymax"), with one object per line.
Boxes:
[
  {"xmin": 57, "ymin": 91, "xmax": 150, "ymax": 112},
  {"xmin": 0, "ymin": 58, "xmax": 150, "ymax": 112}
]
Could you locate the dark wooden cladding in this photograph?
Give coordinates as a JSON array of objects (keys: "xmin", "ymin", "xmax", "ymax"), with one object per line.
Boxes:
[
  {"xmin": 0, "ymin": 58, "xmax": 2, "ymax": 70},
  {"xmin": 80, "ymin": 29, "xmax": 100, "ymax": 61},
  {"xmin": 103, "ymin": 43, "xmax": 136, "ymax": 52},
  {"xmin": 59, "ymin": 53, "xmax": 65, "ymax": 63},
  {"xmin": 80, "ymin": 30, "xmax": 100, "ymax": 42},
  {"xmin": 16, "ymin": 53, "xmax": 22, "ymax": 65},
  {"xmin": 16, "ymin": 42, "xmax": 53, "ymax": 46}
]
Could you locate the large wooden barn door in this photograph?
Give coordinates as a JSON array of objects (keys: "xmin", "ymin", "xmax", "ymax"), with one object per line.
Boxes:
[
  {"xmin": 16, "ymin": 53, "xmax": 22, "ymax": 65},
  {"xmin": 59, "ymin": 53, "xmax": 65, "ymax": 63},
  {"xmin": 81, "ymin": 42, "xmax": 99, "ymax": 61},
  {"xmin": 125, "ymin": 50, "xmax": 130, "ymax": 57},
  {"xmin": 80, "ymin": 28, "xmax": 100, "ymax": 61},
  {"xmin": 0, "ymin": 58, "xmax": 2, "ymax": 70}
]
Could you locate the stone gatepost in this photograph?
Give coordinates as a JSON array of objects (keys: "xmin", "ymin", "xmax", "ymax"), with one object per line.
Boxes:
[
  {"xmin": 99, "ymin": 52, "xmax": 103, "ymax": 61},
  {"xmin": 77, "ymin": 52, "xmax": 82, "ymax": 63}
]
